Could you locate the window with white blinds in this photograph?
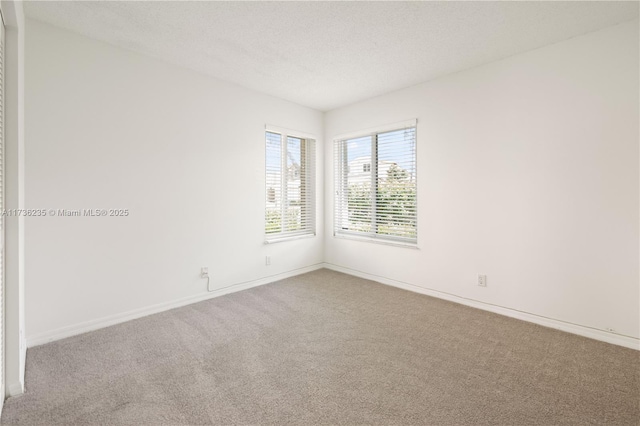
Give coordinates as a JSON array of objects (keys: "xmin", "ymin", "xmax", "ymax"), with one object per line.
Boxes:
[
  {"xmin": 334, "ymin": 123, "xmax": 417, "ymax": 244},
  {"xmin": 265, "ymin": 129, "xmax": 315, "ymax": 242}
]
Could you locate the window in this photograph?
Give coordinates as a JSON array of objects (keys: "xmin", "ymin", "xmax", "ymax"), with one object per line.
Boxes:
[
  {"xmin": 334, "ymin": 123, "xmax": 417, "ymax": 244},
  {"xmin": 265, "ymin": 129, "xmax": 315, "ymax": 241}
]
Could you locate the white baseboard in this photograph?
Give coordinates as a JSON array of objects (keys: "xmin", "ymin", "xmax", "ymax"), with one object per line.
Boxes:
[
  {"xmin": 27, "ymin": 263, "xmax": 324, "ymax": 348},
  {"xmin": 6, "ymin": 380, "xmax": 24, "ymax": 397},
  {"xmin": 323, "ymin": 263, "xmax": 640, "ymax": 351}
]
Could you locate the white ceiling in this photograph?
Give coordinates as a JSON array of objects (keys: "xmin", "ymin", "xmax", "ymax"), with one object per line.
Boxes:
[{"xmin": 25, "ymin": 1, "xmax": 639, "ymax": 111}]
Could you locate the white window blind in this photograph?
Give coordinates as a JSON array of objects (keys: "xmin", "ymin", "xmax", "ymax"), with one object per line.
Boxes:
[
  {"xmin": 334, "ymin": 123, "xmax": 417, "ymax": 244},
  {"xmin": 265, "ymin": 130, "xmax": 315, "ymax": 241}
]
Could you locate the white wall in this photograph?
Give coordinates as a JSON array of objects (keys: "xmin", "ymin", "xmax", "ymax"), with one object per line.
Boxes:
[
  {"xmin": 2, "ymin": 0, "xmax": 26, "ymax": 396},
  {"xmin": 25, "ymin": 20, "xmax": 324, "ymax": 344},
  {"xmin": 324, "ymin": 21, "xmax": 639, "ymax": 344}
]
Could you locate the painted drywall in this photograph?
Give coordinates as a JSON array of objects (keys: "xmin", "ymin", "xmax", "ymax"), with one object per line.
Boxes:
[
  {"xmin": 25, "ymin": 20, "xmax": 324, "ymax": 342},
  {"xmin": 2, "ymin": 0, "xmax": 26, "ymax": 396},
  {"xmin": 324, "ymin": 20, "xmax": 640, "ymax": 341}
]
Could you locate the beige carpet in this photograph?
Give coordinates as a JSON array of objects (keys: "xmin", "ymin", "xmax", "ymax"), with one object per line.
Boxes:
[{"xmin": 2, "ymin": 269, "xmax": 639, "ymax": 425}]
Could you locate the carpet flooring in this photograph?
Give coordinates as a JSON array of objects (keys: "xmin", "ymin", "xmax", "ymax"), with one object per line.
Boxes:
[{"xmin": 2, "ymin": 269, "xmax": 639, "ymax": 425}]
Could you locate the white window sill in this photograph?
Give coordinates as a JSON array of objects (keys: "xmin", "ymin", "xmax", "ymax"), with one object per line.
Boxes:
[
  {"xmin": 333, "ymin": 232, "xmax": 419, "ymax": 249},
  {"xmin": 265, "ymin": 233, "xmax": 316, "ymax": 245}
]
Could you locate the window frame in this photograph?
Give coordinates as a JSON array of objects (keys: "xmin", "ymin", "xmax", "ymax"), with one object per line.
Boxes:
[
  {"xmin": 333, "ymin": 119, "xmax": 418, "ymax": 247},
  {"xmin": 264, "ymin": 125, "xmax": 316, "ymax": 244}
]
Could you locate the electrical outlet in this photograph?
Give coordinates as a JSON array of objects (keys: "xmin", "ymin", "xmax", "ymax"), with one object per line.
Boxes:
[
  {"xmin": 201, "ymin": 267, "xmax": 209, "ymax": 278},
  {"xmin": 478, "ymin": 274, "xmax": 487, "ymax": 287},
  {"xmin": 265, "ymin": 256, "xmax": 271, "ymax": 266}
]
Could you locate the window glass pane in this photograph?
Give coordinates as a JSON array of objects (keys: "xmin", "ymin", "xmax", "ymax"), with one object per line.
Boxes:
[
  {"xmin": 265, "ymin": 131, "xmax": 282, "ymax": 235},
  {"xmin": 345, "ymin": 136, "xmax": 372, "ymax": 233},
  {"xmin": 286, "ymin": 136, "xmax": 303, "ymax": 232},
  {"xmin": 376, "ymin": 128, "xmax": 417, "ymax": 239}
]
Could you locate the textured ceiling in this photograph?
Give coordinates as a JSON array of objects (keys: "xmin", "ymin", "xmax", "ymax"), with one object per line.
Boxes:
[{"xmin": 25, "ymin": 1, "xmax": 639, "ymax": 111}]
